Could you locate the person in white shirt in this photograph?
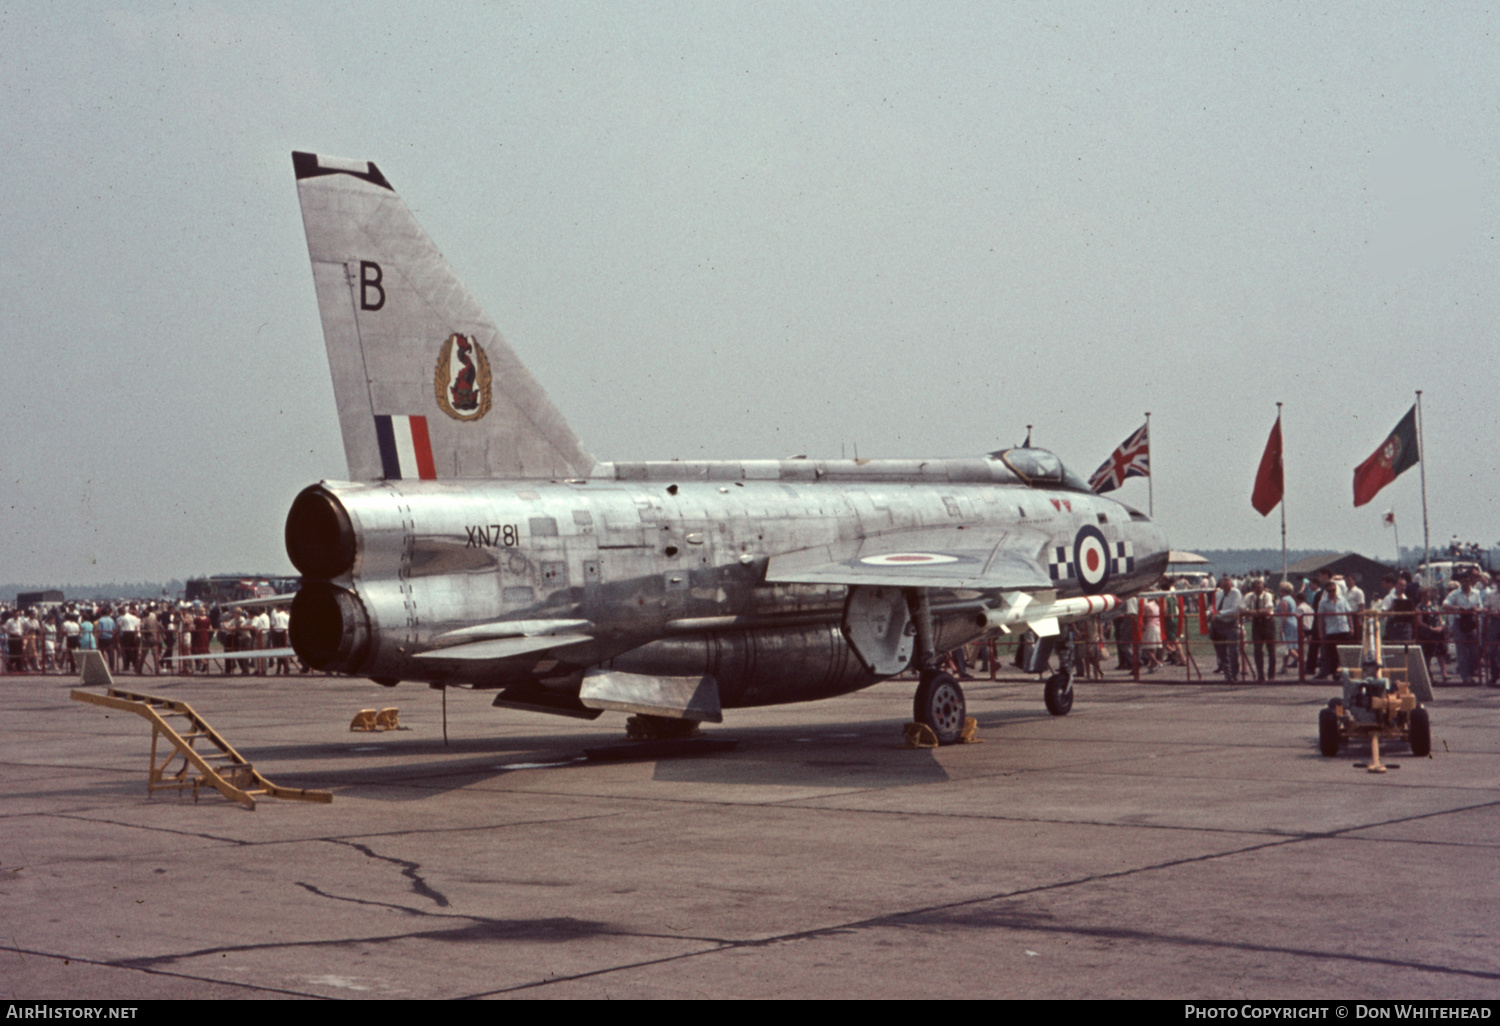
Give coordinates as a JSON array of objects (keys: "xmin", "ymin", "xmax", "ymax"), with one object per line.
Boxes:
[
  {"xmin": 117, "ymin": 606, "xmax": 142, "ymax": 674},
  {"xmin": 1315, "ymin": 579, "xmax": 1354, "ymax": 680},
  {"xmin": 1243, "ymin": 578, "xmax": 1277, "ymax": 681},
  {"xmin": 270, "ymin": 606, "xmax": 292, "ymax": 675},
  {"xmin": 225, "ymin": 609, "xmax": 248, "ymax": 675},
  {"xmin": 1345, "ymin": 576, "xmax": 1366, "ymax": 640},
  {"xmin": 1443, "ymin": 572, "xmax": 1484, "ymax": 685},
  {"xmin": 1305, "ymin": 570, "xmax": 1347, "ymax": 677},
  {"xmin": 1344, "ymin": 578, "xmax": 1365, "ymax": 608},
  {"xmin": 1296, "ymin": 595, "xmax": 1316, "ymax": 674},
  {"xmin": 251, "ymin": 610, "xmax": 271, "ymax": 675},
  {"xmin": 5, "ymin": 613, "xmax": 24, "ymax": 673},
  {"xmin": 62, "ymin": 616, "xmax": 80, "ymax": 674},
  {"xmin": 1375, "ymin": 573, "xmax": 1399, "ymax": 614},
  {"xmin": 1483, "ymin": 576, "xmax": 1500, "ymax": 686},
  {"xmin": 1212, "ymin": 575, "xmax": 1243, "ymax": 682}
]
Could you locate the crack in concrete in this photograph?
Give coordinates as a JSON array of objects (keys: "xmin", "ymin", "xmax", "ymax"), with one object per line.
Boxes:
[
  {"xmin": 13, "ymin": 808, "xmax": 623, "ymax": 854},
  {"xmin": 1, "ymin": 945, "xmax": 326, "ymax": 999},
  {"xmin": 13, "ymin": 750, "xmax": 1498, "ymax": 997},
  {"xmin": 461, "ymin": 799, "xmax": 1500, "ymax": 996},
  {"xmin": 324, "ymin": 838, "xmax": 450, "ymax": 908},
  {"xmin": 294, "ymin": 880, "xmax": 434, "ymax": 916}
]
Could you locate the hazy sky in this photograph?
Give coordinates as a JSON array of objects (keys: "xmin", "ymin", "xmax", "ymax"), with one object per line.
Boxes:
[{"xmin": 3, "ymin": 2, "xmax": 1497, "ymax": 585}]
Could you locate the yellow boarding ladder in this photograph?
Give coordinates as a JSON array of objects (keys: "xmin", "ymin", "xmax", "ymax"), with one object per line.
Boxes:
[{"xmin": 71, "ymin": 687, "xmax": 332, "ymax": 810}]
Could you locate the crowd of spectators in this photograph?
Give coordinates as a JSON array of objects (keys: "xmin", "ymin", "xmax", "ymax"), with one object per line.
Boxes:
[
  {"xmin": 997, "ymin": 564, "xmax": 1500, "ymax": 687},
  {"xmin": 1151, "ymin": 565, "xmax": 1500, "ymax": 686},
  {"xmin": 14, "ymin": 566, "xmax": 1500, "ymax": 688},
  {"xmin": 0, "ymin": 599, "xmax": 299, "ymax": 676}
]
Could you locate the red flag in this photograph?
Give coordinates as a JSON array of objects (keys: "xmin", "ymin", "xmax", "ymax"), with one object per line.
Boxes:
[
  {"xmin": 1251, "ymin": 416, "xmax": 1283, "ymax": 516},
  {"xmin": 1353, "ymin": 405, "xmax": 1419, "ymax": 507}
]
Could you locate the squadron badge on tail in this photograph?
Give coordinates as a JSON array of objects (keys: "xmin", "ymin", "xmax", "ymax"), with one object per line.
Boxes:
[{"xmin": 435, "ymin": 333, "xmax": 492, "ymax": 421}]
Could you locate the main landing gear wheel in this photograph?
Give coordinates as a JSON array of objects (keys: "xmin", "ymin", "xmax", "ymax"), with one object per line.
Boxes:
[
  {"xmin": 914, "ymin": 671, "xmax": 967, "ymax": 746},
  {"xmin": 1044, "ymin": 671, "xmax": 1074, "ymax": 716},
  {"xmin": 625, "ymin": 715, "xmax": 702, "ymax": 741}
]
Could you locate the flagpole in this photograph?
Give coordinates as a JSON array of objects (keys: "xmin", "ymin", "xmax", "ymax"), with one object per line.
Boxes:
[
  {"xmin": 1416, "ymin": 390, "xmax": 1430, "ymax": 574},
  {"xmin": 1277, "ymin": 402, "xmax": 1286, "ymax": 585},
  {"xmin": 1144, "ymin": 411, "xmax": 1153, "ymax": 518}
]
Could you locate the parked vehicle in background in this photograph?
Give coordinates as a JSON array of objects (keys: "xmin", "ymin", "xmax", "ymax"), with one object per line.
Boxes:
[
  {"xmin": 183, "ymin": 575, "xmax": 298, "ymax": 605},
  {"xmin": 1417, "ymin": 560, "xmax": 1483, "ymax": 589}
]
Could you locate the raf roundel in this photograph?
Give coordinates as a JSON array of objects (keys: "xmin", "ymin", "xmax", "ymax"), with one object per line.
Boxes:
[
  {"xmin": 859, "ymin": 553, "xmax": 960, "ymax": 566},
  {"xmin": 1073, "ymin": 525, "xmax": 1111, "ymax": 594}
]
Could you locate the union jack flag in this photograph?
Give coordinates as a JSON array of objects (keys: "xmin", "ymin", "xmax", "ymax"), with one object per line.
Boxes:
[{"xmin": 1088, "ymin": 422, "xmax": 1150, "ymax": 494}]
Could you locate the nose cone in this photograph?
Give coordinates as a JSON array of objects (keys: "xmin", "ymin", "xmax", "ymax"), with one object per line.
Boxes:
[
  {"xmin": 1145, "ymin": 519, "xmax": 1169, "ymax": 559},
  {"xmin": 1130, "ymin": 516, "xmax": 1171, "ymax": 583}
]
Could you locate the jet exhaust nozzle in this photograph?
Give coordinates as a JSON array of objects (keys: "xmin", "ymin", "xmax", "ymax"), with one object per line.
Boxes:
[
  {"xmin": 290, "ymin": 582, "xmax": 372, "ymax": 672},
  {"xmin": 286, "ymin": 485, "xmax": 356, "ymax": 579}
]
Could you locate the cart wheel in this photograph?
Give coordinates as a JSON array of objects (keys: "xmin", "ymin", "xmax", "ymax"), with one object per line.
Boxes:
[
  {"xmin": 1318, "ymin": 707, "xmax": 1341, "ymax": 757},
  {"xmin": 1409, "ymin": 706, "xmax": 1431, "ymax": 757}
]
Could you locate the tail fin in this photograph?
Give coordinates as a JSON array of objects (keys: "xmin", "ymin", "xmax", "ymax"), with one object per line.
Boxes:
[{"xmin": 292, "ymin": 151, "xmax": 595, "ymax": 481}]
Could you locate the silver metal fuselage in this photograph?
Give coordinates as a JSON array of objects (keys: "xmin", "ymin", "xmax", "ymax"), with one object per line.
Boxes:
[
  {"xmin": 285, "ymin": 152, "xmax": 1172, "ymax": 724},
  {"xmin": 291, "ymin": 456, "xmax": 1168, "ymax": 708}
]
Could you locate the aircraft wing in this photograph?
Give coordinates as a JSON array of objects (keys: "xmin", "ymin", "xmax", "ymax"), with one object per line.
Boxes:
[
  {"xmin": 231, "ymin": 594, "xmax": 296, "ymax": 609},
  {"xmin": 162, "ymin": 647, "xmax": 298, "ymax": 662},
  {"xmin": 765, "ymin": 527, "xmax": 1053, "ymax": 590},
  {"xmin": 183, "ymin": 594, "xmax": 294, "ymax": 610}
]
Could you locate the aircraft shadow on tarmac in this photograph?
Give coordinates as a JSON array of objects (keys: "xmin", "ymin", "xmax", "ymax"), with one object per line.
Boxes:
[{"xmin": 229, "ymin": 707, "xmax": 1064, "ymax": 800}]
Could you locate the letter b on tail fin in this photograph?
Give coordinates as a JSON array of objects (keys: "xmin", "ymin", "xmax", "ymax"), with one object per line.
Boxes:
[{"xmin": 292, "ymin": 152, "xmax": 594, "ymax": 482}]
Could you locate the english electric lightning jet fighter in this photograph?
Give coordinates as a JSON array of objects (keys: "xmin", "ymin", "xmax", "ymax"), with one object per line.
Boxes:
[{"xmin": 284, "ymin": 151, "xmax": 1169, "ymax": 744}]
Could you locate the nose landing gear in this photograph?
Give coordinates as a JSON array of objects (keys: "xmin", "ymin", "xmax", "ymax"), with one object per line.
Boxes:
[{"xmin": 1044, "ymin": 671, "xmax": 1074, "ymax": 716}]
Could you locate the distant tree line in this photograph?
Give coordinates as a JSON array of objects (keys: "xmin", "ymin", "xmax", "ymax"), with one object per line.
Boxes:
[
  {"xmin": 1191, "ymin": 550, "xmax": 1344, "ymax": 576},
  {"xmin": 1193, "ymin": 544, "xmax": 1497, "ymax": 577},
  {"xmin": 2, "ymin": 580, "xmax": 186, "ymax": 603}
]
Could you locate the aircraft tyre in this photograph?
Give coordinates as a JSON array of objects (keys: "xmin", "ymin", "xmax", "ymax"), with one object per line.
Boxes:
[
  {"xmin": 1044, "ymin": 671, "xmax": 1074, "ymax": 716},
  {"xmin": 1408, "ymin": 706, "xmax": 1431, "ymax": 757},
  {"xmin": 914, "ymin": 671, "xmax": 967, "ymax": 746},
  {"xmin": 1318, "ymin": 707, "xmax": 1342, "ymax": 757},
  {"xmin": 625, "ymin": 715, "xmax": 702, "ymax": 741}
]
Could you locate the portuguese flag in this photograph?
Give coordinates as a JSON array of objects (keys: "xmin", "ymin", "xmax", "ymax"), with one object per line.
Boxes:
[{"xmin": 1353, "ymin": 405, "xmax": 1419, "ymax": 507}]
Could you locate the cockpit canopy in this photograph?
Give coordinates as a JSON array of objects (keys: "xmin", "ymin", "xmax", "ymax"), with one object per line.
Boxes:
[{"xmin": 990, "ymin": 447, "xmax": 1093, "ymax": 493}]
